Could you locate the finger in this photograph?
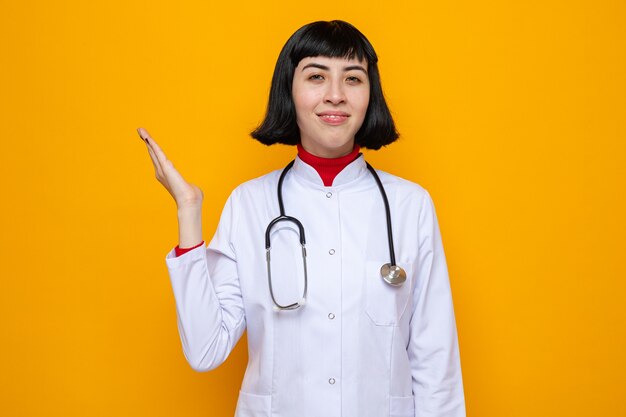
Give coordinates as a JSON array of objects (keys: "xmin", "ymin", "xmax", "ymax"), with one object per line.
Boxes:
[
  {"xmin": 145, "ymin": 141, "xmax": 167, "ymax": 183},
  {"xmin": 138, "ymin": 127, "xmax": 168, "ymax": 164},
  {"xmin": 137, "ymin": 127, "xmax": 150, "ymax": 144},
  {"xmin": 144, "ymin": 134, "xmax": 169, "ymax": 166},
  {"xmin": 137, "ymin": 127, "xmax": 166, "ymax": 162},
  {"xmin": 137, "ymin": 128, "xmax": 169, "ymax": 182}
]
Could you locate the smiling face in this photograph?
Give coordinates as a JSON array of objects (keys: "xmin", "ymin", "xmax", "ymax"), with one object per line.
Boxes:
[{"xmin": 292, "ymin": 56, "xmax": 370, "ymax": 158}]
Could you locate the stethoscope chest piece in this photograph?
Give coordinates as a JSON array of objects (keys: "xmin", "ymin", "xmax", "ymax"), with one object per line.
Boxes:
[{"xmin": 380, "ymin": 263, "xmax": 406, "ymax": 286}]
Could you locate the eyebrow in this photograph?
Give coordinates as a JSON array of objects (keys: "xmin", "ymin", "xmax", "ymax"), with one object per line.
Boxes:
[{"xmin": 301, "ymin": 63, "xmax": 368, "ymax": 74}]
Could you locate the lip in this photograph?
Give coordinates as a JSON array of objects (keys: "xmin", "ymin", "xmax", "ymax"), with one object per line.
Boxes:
[{"xmin": 317, "ymin": 111, "xmax": 350, "ymax": 125}]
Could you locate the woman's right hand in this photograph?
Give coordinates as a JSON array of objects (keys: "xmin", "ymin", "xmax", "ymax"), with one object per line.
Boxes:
[
  {"xmin": 138, "ymin": 127, "xmax": 204, "ymax": 248},
  {"xmin": 137, "ymin": 127, "xmax": 204, "ymax": 210}
]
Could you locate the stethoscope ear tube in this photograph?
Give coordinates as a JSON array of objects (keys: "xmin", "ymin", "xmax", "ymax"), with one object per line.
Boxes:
[
  {"xmin": 265, "ymin": 238, "xmax": 308, "ymax": 311},
  {"xmin": 276, "ymin": 159, "xmax": 295, "ymax": 217},
  {"xmin": 265, "ymin": 216, "xmax": 306, "ymax": 249},
  {"xmin": 365, "ymin": 162, "xmax": 396, "ymax": 266}
]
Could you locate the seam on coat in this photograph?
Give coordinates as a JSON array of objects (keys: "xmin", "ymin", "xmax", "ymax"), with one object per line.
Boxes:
[
  {"xmin": 389, "ymin": 324, "xmax": 396, "ymax": 416},
  {"xmin": 337, "ymin": 187, "xmax": 344, "ymax": 417}
]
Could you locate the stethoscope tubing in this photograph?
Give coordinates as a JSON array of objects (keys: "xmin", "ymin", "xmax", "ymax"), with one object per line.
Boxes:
[
  {"xmin": 265, "ymin": 157, "xmax": 403, "ymax": 310},
  {"xmin": 365, "ymin": 162, "xmax": 397, "ymax": 267}
]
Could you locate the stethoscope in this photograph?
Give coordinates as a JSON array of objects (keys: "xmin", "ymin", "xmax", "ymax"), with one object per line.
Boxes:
[{"xmin": 265, "ymin": 158, "xmax": 407, "ymax": 311}]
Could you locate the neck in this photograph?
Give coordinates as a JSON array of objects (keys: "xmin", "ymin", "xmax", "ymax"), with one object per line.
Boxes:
[{"xmin": 297, "ymin": 143, "xmax": 361, "ymax": 186}]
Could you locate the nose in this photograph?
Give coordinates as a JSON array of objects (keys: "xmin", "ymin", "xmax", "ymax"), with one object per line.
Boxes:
[{"xmin": 323, "ymin": 79, "xmax": 346, "ymax": 105}]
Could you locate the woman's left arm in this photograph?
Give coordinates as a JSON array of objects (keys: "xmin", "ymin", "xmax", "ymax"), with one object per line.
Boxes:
[{"xmin": 407, "ymin": 191, "xmax": 466, "ymax": 417}]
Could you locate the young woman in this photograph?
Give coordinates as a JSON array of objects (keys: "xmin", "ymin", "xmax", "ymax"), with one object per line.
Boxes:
[{"xmin": 138, "ymin": 20, "xmax": 465, "ymax": 417}]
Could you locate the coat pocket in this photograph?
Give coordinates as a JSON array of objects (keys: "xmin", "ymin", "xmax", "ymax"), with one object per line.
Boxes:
[
  {"xmin": 389, "ymin": 395, "xmax": 415, "ymax": 417},
  {"xmin": 365, "ymin": 260, "xmax": 413, "ymax": 326},
  {"xmin": 234, "ymin": 391, "xmax": 271, "ymax": 417}
]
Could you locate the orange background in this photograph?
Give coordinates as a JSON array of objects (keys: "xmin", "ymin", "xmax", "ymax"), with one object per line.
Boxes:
[{"xmin": 1, "ymin": 1, "xmax": 625, "ymax": 416}]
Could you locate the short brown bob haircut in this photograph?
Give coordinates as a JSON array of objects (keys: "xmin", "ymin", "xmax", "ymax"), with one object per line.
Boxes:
[{"xmin": 251, "ymin": 20, "xmax": 399, "ymax": 150}]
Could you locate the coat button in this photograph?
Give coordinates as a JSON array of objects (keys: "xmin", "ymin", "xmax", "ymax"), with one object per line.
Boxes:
[
  {"xmin": 328, "ymin": 378, "xmax": 336, "ymax": 385},
  {"xmin": 328, "ymin": 249, "xmax": 335, "ymax": 255},
  {"xmin": 326, "ymin": 192, "xmax": 333, "ymax": 198},
  {"xmin": 328, "ymin": 313, "xmax": 335, "ymax": 320}
]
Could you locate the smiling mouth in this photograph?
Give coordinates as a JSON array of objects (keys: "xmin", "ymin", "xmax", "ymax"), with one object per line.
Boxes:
[{"xmin": 318, "ymin": 113, "xmax": 349, "ymax": 124}]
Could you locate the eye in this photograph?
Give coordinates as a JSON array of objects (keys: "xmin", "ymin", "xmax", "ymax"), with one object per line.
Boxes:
[
  {"xmin": 346, "ymin": 75, "xmax": 362, "ymax": 83},
  {"xmin": 308, "ymin": 74, "xmax": 324, "ymax": 81}
]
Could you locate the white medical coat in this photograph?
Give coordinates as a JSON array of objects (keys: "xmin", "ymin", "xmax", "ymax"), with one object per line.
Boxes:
[{"xmin": 165, "ymin": 155, "xmax": 466, "ymax": 417}]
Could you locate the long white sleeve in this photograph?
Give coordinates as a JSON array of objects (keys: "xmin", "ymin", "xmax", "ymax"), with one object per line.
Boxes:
[
  {"xmin": 165, "ymin": 191, "xmax": 246, "ymax": 372},
  {"xmin": 408, "ymin": 191, "xmax": 466, "ymax": 416}
]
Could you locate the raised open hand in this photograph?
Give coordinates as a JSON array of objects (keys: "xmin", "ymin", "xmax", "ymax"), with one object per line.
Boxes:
[{"xmin": 137, "ymin": 127, "xmax": 204, "ymax": 210}]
